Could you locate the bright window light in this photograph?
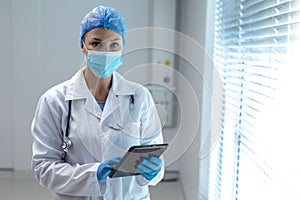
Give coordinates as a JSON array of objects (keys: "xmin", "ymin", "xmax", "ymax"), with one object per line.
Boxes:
[{"xmin": 208, "ymin": 0, "xmax": 300, "ymax": 199}]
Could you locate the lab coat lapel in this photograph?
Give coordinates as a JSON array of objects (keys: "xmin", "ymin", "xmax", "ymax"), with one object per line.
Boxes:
[
  {"xmin": 66, "ymin": 68, "xmax": 102, "ymax": 118},
  {"xmin": 65, "ymin": 68, "xmax": 103, "ymax": 161},
  {"xmin": 65, "ymin": 68, "xmax": 88, "ymax": 101},
  {"xmin": 84, "ymin": 92, "xmax": 102, "ymax": 118},
  {"xmin": 100, "ymin": 89, "xmax": 120, "ymax": 123},
  {"xmin": 101, "ymin": 72, "xmax": 136, "ymax": 122}
]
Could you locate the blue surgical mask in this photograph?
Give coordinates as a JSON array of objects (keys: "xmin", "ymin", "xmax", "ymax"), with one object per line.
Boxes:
[{"xmin": 86, "ymin": 50, "xmax": 123, "ymax": 78}]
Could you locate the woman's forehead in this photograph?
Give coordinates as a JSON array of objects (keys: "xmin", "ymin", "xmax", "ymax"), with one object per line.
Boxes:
[{"xmin": 85, "ymin": 28, "xmax": 122, "ymax": 42}]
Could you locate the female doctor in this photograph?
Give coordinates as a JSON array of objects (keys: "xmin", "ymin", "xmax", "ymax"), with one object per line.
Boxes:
[{"xmin": 31, "ymin": 5, "xmax": 164, "ymax": 200}]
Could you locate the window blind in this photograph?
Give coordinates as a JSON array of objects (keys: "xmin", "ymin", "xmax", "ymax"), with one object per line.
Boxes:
[{"xmin": 208, "ymin": 0, "xmax": 300, "ymax": 199}]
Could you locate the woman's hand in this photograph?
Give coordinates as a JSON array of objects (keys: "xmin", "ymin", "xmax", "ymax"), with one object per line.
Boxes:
[
  {"xmin": 136, "ymin": 156, "xmax": 162, "ymax": 181},
  {"xmin": 97, "ymin": 156, "xmax": 122, "ymax": 181}
]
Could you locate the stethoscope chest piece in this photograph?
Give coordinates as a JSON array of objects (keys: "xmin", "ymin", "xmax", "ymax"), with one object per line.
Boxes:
[{"xmin": 62, "ymin": 137, "xmax": 72, "ymax": 152}]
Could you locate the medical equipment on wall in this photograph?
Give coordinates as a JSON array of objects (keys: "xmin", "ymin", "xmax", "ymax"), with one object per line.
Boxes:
[{"xmin": 146, "ymin": 84, "xmax": 176, "ymax": 128}]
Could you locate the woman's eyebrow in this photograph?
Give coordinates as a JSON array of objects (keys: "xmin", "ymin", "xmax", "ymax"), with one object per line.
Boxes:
[
  {"xmin": 90, "ymin": 37, "xmax": 102, "ymax": 41},
  {"xmin": 111, "ymin": 38, "xmax": 121, "ymax": 41}
]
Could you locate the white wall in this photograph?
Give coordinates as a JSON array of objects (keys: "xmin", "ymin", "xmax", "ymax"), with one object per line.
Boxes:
[
  {"xmin": 1, "ymin": 0, "xmax": 176, "ymax": 170},
  {"xmin": 0, "ymin": 0, "xmax": 13, "ymax": 169},
  {"xmin": 175, "ymin": 0, "xmax": 211, "ymax": 199}
]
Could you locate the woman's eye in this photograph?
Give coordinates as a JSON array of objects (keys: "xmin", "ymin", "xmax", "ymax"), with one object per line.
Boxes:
[
  {"xmin": 111, "ymin": 42, "xmax": 120, "ymax": 48},
  {"xmin": 91, "ymin": 42, "xmax": 101, "ymax": 48}
]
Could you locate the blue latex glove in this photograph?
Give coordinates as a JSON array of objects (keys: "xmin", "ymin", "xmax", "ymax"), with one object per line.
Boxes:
[
  {"xmin": 136, "ymin": 156, "xmax": 162, "ymax": 181},
  {"xmin": 97, "ymin": 156, "xmax": 121, "ymax": 181}
]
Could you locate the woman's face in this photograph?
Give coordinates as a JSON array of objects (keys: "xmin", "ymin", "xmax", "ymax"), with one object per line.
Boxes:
[{"xmin": 82, "ymin": 27, "xmax": 123, "ymax": 56}]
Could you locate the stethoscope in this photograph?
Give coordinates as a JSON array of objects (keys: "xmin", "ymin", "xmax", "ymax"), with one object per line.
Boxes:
[
  {"xmin": 61, "ymin": 95, "xmax": 134, "ymax": 152},
  {"xmin": 61, "ymin": 100, "xmax": 72, "ymax": 152}
]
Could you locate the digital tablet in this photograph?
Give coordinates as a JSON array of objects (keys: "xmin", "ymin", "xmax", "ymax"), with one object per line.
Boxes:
[{"xmin": 109, "ymin": 144, "xmax": 168, "ymax": 178}]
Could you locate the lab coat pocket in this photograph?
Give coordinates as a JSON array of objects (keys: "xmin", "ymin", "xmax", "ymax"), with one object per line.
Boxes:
[
  {"xmin": 122, "ymin": 122, "xmax": 141, "ymax": 144},
  {"xmin": 109, "ymin": 111, "xmax": 141, "ymax": 144},
  {"xmin": 104, "ymin": 122, "xmax": 141, "ymax": 152}
]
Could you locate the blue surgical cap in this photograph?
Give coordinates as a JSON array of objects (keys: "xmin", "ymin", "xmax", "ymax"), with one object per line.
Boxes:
[{"xmin": 80, "ymin": 5, "xmax": 128, "ymax": 46}]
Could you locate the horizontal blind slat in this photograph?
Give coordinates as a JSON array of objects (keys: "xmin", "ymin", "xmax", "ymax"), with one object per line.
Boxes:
[
  {"xmin": 210, "ymin": 0, "xmax": 300, "ymax": 199},
  {"xmin": 216, "ymin": 10, "xmax": 300, "ymax": 32}
]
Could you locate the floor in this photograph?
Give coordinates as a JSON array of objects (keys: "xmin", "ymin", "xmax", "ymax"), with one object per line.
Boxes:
[{"xmin": 0, "ymin": 170, "xmax": 185, "ymax": 200}]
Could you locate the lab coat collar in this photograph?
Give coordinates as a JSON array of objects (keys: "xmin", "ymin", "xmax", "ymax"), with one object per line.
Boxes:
[
  {"xmin": 65, "ymin": 67, "xmax": 89, "ymax": 101},
  {"xmin": 65, "ymin": 67, "xmax": 138, "ymax": 119},
  {"xmin": 111, "ymin": 71, "xmax": 137, "ymax": 96}
]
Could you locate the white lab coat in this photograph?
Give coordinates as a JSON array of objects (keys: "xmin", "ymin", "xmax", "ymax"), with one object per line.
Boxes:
[{"xmin": 31, "ymin": 67, "xmax": 164, "ymax": 200}]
